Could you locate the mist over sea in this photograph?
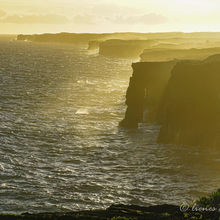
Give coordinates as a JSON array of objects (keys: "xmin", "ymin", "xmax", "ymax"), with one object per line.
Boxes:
[{"xmin": 0, "ymin": 36, "xmax": 220, "ymax": 213}]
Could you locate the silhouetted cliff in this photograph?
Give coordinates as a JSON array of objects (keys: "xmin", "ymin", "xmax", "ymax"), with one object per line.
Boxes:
[
  {"xmin": 120, "ymin": 61, "xmax": 176, "ymax": 128},
  {"xmin": 157, "ymin": 58, "xmax": 220, "ymax": 147},
  {"xmin": 121, "ymin": 53, "xmax": 220, "ymax": 147}
]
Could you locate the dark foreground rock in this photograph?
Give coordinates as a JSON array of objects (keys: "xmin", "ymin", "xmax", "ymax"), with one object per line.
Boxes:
[
  {"xmin": 1, "ymin": 203, "xmax": 220, "ymax": 220},
  {"xmin": 2, "ymin": 188, "xmax": 220, "ymax": 220}
]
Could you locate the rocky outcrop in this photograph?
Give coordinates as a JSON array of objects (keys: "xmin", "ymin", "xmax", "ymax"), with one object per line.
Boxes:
[
  {"xmin": 0, "ymin": 204, "xmax": 181, "ymax": 220},
  {"xmin": 1, "ymin": 204, "xmax": 220, "ymax": 219},
  {"xmin": 2, "ymin": 189, "xmax": 220, "ymax": 219},
  {"xmin": 99, "ymin": 39, "xmax": 158, "ymax": 58},
  {"xmin": 157, "ymin": 58, "xmax": 220, "ymax": 147},
  {"xmin": 140, "ymin": 47, "xmax": 220, "ymax": 62},
  {"xmin": 16, "ymin": 32, "xmax": 185, "ymax": 44},
  {"xmin": 120, "ymin": 61, "xmax": 176, "ymax": 128}
]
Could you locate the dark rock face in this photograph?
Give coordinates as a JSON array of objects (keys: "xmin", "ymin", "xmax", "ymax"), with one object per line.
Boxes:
[
  {"xmin": 120, "ymin": 61, "xmax": 176, "ymax": 128},
  {"xmin": 157, "ymin": 59, "xmax": 220, "ymax": 147}
]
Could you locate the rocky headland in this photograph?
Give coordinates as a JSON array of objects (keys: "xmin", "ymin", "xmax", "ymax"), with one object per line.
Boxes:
[
  {"xmin": 157, "ymin": 56, "xmax": 220, "ymax": 147},
  {"xmin": 120, "ymin": 54, "xmax": 220, "ymax": 148}
]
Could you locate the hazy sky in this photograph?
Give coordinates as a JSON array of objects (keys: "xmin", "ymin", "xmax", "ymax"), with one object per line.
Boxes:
[{"xmin": 1, "ymin": 0, "xmax": 220, "ymax": 34}]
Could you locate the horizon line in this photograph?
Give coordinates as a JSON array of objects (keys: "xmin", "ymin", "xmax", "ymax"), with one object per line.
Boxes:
[{"xmin": 3, "ymin": 31, "xmax": 220, "ymax": 36}]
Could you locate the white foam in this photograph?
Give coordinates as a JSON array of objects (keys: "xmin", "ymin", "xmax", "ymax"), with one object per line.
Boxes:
[
  {"xmin": 75, "ymin": 108, "xmax": 89, "ymax": 115},
  {"xmin": 15, "ymin": 118, "xmax": 23, "ymax": 123},
  {"xmin": 0, "ymin": 163, "xmax": 4, "ymax": 171},
  {"xmin": 1, "ymin": 183, "xmax": 7, "ymax": 188}
]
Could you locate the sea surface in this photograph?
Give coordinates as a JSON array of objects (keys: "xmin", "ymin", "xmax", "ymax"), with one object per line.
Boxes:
[{"xmin": 0, "ymin": 36, "xmax": 220, "ymax": 213}]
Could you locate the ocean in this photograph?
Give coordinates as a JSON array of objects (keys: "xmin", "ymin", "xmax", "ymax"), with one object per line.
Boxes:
[{"xmin": 0, "ymin": 36, "xmax": 220, "ymax": 213}]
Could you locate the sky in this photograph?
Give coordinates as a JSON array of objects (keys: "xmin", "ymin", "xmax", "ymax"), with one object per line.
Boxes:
[{"xmin": 1, "ymin": 0, "xmax": 220, "ymax": 34}]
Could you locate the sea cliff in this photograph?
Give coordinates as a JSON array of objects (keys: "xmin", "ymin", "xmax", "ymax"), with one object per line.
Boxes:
[
  {"xmin": 120, "ymin": 61, "xmax": 176, "ymax": 128},
  {"xmin": 121, "ymin": 54, "xmax": 220, "ymax": 148},
  {"xmin": 157, "ymin": 57, "xmax": 220, "ymax": 147}
]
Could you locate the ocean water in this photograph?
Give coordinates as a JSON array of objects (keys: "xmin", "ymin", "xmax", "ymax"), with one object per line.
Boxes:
[{"xmin": 0, "ymin": 36, "xmax": 220, "ymax": 213}]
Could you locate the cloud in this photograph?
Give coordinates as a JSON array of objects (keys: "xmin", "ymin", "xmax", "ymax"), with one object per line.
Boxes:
[
  {"xmin": 0, "ymin": 9, "xmax": 6, "ymax": 17},
  {"xmin": 110, "ymin": 13, "xmax": 168, "ymax": 25},
  {"xmin": 73, "ymin": 14, "xmax": 94, "ymax": 25},
  {"xmin": 91, "ymin": 3, "xmax": 142, "ymax": 16},
  {"xmin": 0, "ymin": 14, "xmax": 69, "ymax": 24}
]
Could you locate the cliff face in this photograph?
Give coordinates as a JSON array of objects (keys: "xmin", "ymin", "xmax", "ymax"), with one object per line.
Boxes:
[
  {"xmin": 120, "ymin": 61, "xmax": 176, "ymax": 128},
  {"xmin": 157, "ymin": 58, "xmax": 220, "ymax": 147},
  {"xmin": 121, "ymin": 54, "xmax": 220, "ymax": 147},
  {"xmin": 140, "ymin": 47, "xmax": 220, "ymax": 62},
  {"xmin": 99, "ymin": 39, "xmax": 157, "ymax": 58}
]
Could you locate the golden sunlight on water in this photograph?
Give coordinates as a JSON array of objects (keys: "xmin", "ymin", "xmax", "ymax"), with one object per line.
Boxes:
[{"xmin": 0, "ymin": 36, "xmax": 220, "ymax": 214}]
